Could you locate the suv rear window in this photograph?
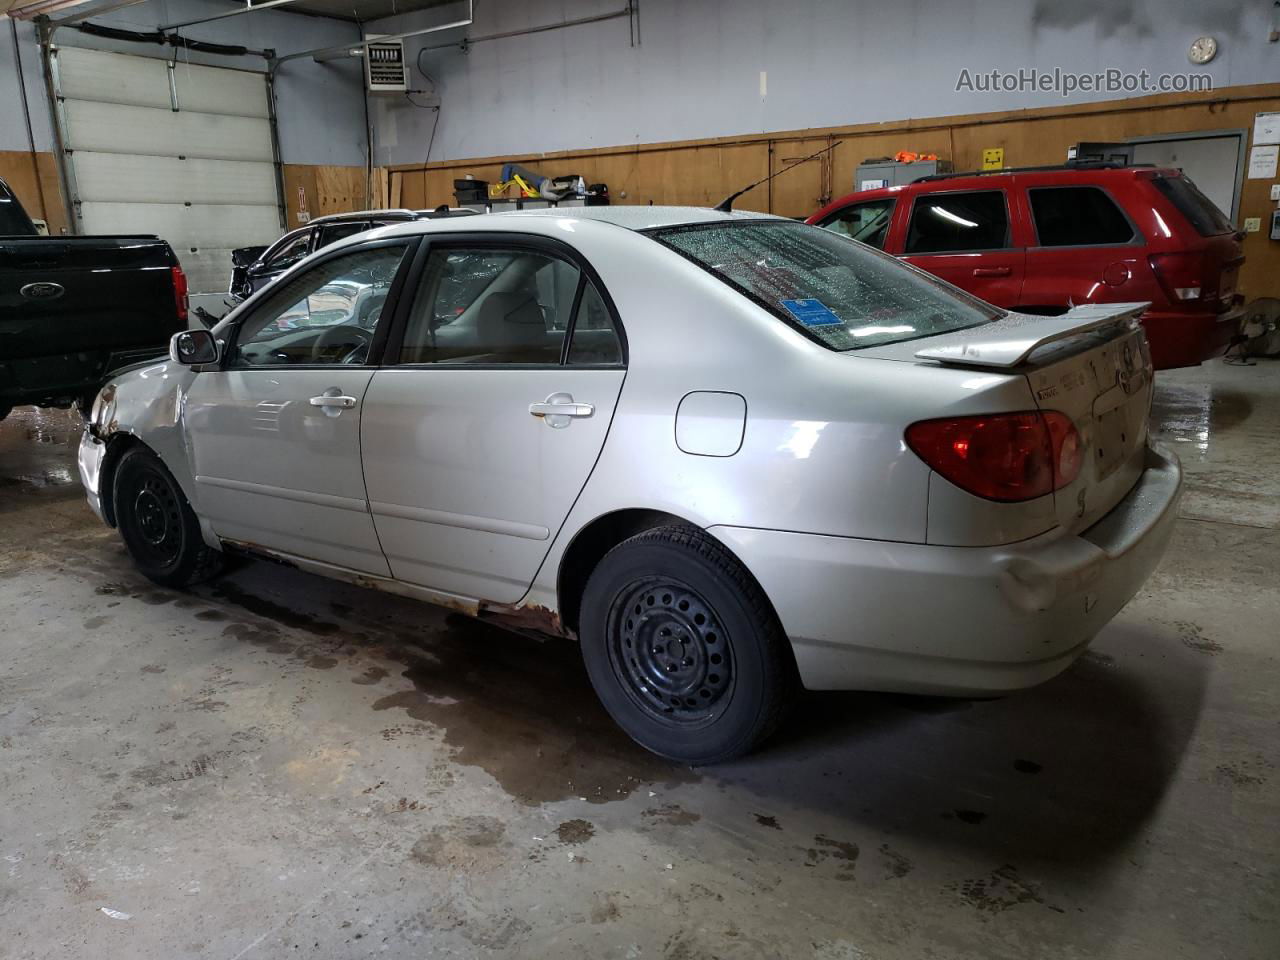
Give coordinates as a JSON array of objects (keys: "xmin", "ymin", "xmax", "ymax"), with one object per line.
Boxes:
[
  {"xmin": 649, "ymin": 220, "xmax": 1001, "ymax": 351},
  {"xmin": 1030, "ymin": 186, "xmax": 1135, "ymax": 246},
  {"xmin": 1152, "ymin": 175, "xmax": 1235, "ymax": 236}
]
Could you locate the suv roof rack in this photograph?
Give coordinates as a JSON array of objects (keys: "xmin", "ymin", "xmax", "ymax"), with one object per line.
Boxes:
[{"xmin": 912, "ymin": 161, "xmax": 1155, "ymax": 183}]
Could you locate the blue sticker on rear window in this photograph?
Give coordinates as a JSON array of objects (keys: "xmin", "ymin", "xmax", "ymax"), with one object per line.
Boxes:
[{"xmin": 780, "ymin": 298, "xmax": 843, "ymax": 327}]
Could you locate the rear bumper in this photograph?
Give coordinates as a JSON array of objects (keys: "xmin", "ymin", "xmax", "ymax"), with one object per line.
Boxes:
[
  {"xmin": 1141, "ymin": 305, "xmax": 1240, "ymax": 370},
  {"xmin": 710, "ymin": 441, "xmax": 1182, "ymax": 696},
  {"xmin": 0, "ymin": 347, "xmax": 168, "ymax": 408}
]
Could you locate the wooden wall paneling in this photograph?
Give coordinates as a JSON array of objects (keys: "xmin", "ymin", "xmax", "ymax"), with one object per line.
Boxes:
[
  {"xmin": 390, "ymin": 83, "xmax": 1280, "ymax": 299},
  {"xmin": 771, "ymin": 138, "xmax": 835, "ymax": 217},
  {"xmin": 398, "ymin": 168, "xmax": 428, "ymax": 209},
  {"xmin": 0, "ymin": 150, "xmax": 66, "ymax": 235},
  {"xmin": 314, "ymin": 165, "xmax": 366, "ymax": 215},
  {"xmin": 370, "ymin": 167, "xmax": 389, "ymax": 209}
]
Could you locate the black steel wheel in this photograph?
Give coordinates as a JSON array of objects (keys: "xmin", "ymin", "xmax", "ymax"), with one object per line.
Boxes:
[
  {"xmin": 113, "ymin": 447, "xmax": 223, "ymax": 588},
  {"xmin": 580, "ymin": 525, "xmax": 796, "ymax": 764},
  {"xmin": 609, "ymin": 578, "xmax": 734, "ymax": 726}
]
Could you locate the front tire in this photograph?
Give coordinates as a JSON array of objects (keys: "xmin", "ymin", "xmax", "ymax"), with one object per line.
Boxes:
[
  {"xmin": 579, "ymin": 525, "xmax": 796, "ymax": 764},
  {"xmin": 113, "ymin": 447, "xmax": 222, "ymax": 588}
]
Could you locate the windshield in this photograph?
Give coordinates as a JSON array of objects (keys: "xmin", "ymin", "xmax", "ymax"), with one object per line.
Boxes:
[{"xmin": 649, "ymin": 220, "xmax": 1002, "ymax": 350}]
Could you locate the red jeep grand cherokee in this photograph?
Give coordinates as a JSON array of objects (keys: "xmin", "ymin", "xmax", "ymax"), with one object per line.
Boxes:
[{"xmin": 808, "ymin": 164, "xmax": 1245, "ymax": 369}]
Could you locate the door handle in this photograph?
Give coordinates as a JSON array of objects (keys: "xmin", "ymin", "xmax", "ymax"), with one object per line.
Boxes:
[
  {"xmin": 309, "ymin": 389, "xmax": 358, "ymax": 418},
  {"xmin": 310, "ymin": 395, "xmax": 357, "ymax": 408},
  {"xmin": 972, "ymin": 266, "xmax": 1012, "ymax": 277},
  {"xmin": 530, "ymin": 392, "xmax": 593, "ymax": 428}
]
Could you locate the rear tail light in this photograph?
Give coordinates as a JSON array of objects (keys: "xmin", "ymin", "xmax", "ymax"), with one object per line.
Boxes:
[
  {"xmin": 171, "ymin": 265, "xmax": 189, "ymax": 323},
  {"xmin": 905, "ymin": 411, "xmax": 1081, "ymax": 503},
  {"xmin": 1149, "ymin": 252, "xmax": 1207, "ymax": 303}
]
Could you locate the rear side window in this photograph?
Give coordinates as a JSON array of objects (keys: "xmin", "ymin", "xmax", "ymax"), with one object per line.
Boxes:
[
  {"xmin": 316, "ymin": 221, "xmax": 371, "ymax": 249},
  {"xmin": 1151, "ymin": 175, "xmax": 1235, "ymax": 236},
  {"xmin": 1029, "ymin": 187, "xmax": 1136, "ymax": 246},
  {"xmin": 650, "ymin": 220, "xmax": 1001, "ymax": 352},
  {"xmin": 398, "ymin": 247, "xmax": 621, "ymax": 367},
  {"xmin": 905, "ymin": 190, "xmax": 1009, "ymax": 254}
]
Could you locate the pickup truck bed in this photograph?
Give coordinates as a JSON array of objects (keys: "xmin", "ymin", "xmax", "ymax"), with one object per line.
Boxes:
[{"xmin": 1, "ymin": 178, "xmax": 186, "ymax": 419}]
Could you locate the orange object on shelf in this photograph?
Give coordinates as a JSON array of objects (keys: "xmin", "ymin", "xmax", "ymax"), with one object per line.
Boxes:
[{"xmin": 894, "ymin": 151, "xmax": 939, "ymax": 164}]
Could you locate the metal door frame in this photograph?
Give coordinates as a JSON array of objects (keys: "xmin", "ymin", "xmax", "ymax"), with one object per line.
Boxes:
[{"xmin": 36, "ymin": 29, "xmax": 284, "ymax": 236}]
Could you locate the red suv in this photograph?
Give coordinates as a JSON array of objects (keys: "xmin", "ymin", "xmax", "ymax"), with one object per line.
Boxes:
[{"xmin": 807, "ymin": 164, "xmax": 1245, "ymax": 369}]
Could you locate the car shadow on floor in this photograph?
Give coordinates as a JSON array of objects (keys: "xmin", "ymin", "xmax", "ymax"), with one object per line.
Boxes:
[
  {"xmin": 184, "ymin": 555, "xmax": 1207, "ymax": 871},
  {"xmin": 727, "ymin": 620, "xmax": 1209, "ymax": 865}
]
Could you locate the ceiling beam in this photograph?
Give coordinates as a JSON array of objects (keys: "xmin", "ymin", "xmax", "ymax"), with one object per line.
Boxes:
[{"xmin": 157, "ymin": 0, "xmax": 306, "ymax": 32}]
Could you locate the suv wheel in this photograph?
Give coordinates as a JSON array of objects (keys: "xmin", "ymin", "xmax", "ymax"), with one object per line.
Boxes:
[
  {"xmin": 113, "ymin": 447, "xmax": 222, "ymax": 588},
  {"xmin": 579, "ymin": 525, "xmax": 796, "ymax": 764}
]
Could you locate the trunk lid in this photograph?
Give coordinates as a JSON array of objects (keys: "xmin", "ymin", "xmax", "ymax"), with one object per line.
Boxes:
[{"xmin": 880, "ymin": 303, "xmax": 1155, "ymax": 535}]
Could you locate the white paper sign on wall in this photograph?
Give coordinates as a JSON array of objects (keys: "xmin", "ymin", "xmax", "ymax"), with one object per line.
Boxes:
[
  {"xmin": 1247, "ymin": 144, "xmax": 1279, "ymax": 180},
  {"xmin": 1254, "ymin": 112, "xmax": 1280, "ymax": 147}
]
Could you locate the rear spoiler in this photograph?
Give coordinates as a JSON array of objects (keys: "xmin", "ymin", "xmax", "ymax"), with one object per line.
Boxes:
[{"xmin": 915, "ymin": 302, "xmax": 1150, "ymax": 369}]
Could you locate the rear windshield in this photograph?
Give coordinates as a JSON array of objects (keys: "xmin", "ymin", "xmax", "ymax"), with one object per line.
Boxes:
[
  {"xmin": 1152, "ymin": 175, "xmax": 1235, "ymax": 236},
  {"xmin": 648, "ymin": 220, "xmax": 1001, "ymax": 351},
  {"xmin": 0, "ymin": 192, "xmax": 37, "ymax": 236}
]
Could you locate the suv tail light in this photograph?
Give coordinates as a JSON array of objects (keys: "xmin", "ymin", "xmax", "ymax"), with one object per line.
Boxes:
[
  {"xmin": 905, "ymin": 411, "xmax": 1081, "ymax": 503},
  {"xmin": 1149, "ymin": 252, "xmax": 1207, "ymax": 303},
  {"xmin": 171, "ymin": 265, "xmax": 189, "ymax": 323}
]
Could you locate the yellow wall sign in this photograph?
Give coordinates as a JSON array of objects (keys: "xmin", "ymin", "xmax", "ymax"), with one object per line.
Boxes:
[{"xmin": 982, "ymin": 148, "xmax": 1005, "ymax": 170}]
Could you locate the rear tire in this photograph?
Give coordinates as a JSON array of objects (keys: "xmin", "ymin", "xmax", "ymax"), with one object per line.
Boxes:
[
  {"xmin": 113, "ymin": 447, "xmax": 222, "ymax": 588},
  {"xmin": 579, "ymin": 525, "xmax": 796, "ymax": 764}
]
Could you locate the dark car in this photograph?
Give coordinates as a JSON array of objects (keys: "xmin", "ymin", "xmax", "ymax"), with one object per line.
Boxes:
[
  {"xmin": 0, "ymin": 178, "xmax": 187, "ymax": 421},
  {"xmin": 808, "ymin": 163, "xmax": 1246, "ymax": 369},
  {"xmin": 229, "ymin": 207, "xmax": 479, "ymax": 302}
]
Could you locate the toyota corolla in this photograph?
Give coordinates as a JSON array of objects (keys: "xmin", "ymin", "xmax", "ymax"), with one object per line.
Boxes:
[{"xmin": 79, "ymin": 207, "xmax": 1182, "ymax": 763}]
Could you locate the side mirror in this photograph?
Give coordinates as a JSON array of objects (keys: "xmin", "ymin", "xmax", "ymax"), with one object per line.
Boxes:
[{"xmin": 170, "ymin": 329, "xmax": 219, "ymax": 366}]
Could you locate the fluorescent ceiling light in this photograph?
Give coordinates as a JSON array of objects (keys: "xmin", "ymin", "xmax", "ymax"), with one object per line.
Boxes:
[{"xmin": 930, "ymin": 205, "xmax": 978, "ymax": 229}]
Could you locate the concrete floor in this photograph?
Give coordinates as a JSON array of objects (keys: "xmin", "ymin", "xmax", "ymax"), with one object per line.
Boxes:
[{"xmin": 1, "ymin": 360, "xmax": 1277, "ymax": 960}]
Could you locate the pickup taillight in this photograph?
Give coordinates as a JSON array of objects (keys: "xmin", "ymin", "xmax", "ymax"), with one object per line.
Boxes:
[{"xmin": 171, "ymin": 265, "xmax": 189, "ymax": 323}]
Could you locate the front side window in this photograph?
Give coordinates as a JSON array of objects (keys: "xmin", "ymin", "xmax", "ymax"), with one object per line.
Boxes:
[
  {"xmin": 818, "ymin": 198, "xmax": 896, "ymax": 249},
  {"xmin": 650, "ymin": 220, "xmax": 1001, "ymax": 351},
  {"xmin": 904, "ymin": 190, "xmax": 1009, "ymax": 254},
  {"xmin": 1030, "ymin": 187, "xmax": 1136, "ymax": 246},
  {"xmin": 399, "ymin": 247, "xmax": 620, "ymax": 365},
  {"xmin": 230, "ymin": 243, "xmax": 409, "ymax": 367}
]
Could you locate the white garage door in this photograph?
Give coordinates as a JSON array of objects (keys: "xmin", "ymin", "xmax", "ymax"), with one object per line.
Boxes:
[{"xmin": 54, "ymin": 45, "xmax": 282, "ymax": 298}]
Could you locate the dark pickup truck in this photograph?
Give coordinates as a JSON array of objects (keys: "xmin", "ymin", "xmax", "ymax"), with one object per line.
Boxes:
[{"xmin": 1, "ymin": 177, "xmax": 187, "ymax": 421}]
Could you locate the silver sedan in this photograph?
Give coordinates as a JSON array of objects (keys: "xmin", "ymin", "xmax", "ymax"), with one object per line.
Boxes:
[{"xmin": 79, "ymin": 207, "xmax": 1182, "ymax": 763}]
